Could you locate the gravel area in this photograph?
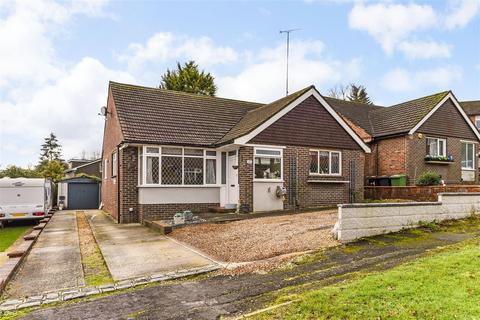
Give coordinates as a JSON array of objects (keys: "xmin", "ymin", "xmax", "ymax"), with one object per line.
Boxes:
[{"xmin": 170, "ymin": 210, "xmax": 338, "ymax": 263}]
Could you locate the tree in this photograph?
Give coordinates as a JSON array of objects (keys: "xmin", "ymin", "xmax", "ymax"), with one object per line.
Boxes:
[
  {"xmin": 347, "ymin": 84, "xmax": 372, "ymax": 105},
  {"xmin": 0, "ymin": 165, "xmax": 40, "ymax": 178},
  {"xmin": 327, "ymin": 83, "xmax": 373, "ymax": 105},
  {"xmin": 159, "ymin": 61, "xmax": 217, "ymax": 96},
  {"xmin": 40, "ymin": 132, "xmax": 62, "ymax": 162},
  {"xmin": 36, "ymin": 160, "xmax": 66, "ymax": 183}
]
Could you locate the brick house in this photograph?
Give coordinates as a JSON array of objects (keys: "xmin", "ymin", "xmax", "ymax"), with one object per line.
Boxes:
[
  {"xmin": 329, "ymin": 92, "xmax": 480, "ymax": 185},
  {"xmin": 461, "ymin": 100, "xmax": 480, "ymax": 128},
  {"xmin": 101, "ymin": 82, "xmax": 370, "ymax": 223}
]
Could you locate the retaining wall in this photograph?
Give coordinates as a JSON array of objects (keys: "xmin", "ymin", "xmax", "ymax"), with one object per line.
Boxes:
[
  {"xmin": 336, "ymin": 193, "xmax": 480, "ymax": 242},
  {"xmin": 364, "ymin": 185, "xmax": 480, "ymax": 202}
]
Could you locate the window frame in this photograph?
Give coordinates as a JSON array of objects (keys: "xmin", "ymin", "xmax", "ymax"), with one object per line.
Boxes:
[
  {"xmin": 461, "ymin": 141, "xmax": 475, "ymax": 171},
  {"xmin": 104, "ymin": 159, "xmax": 109, "ymax": 180},
  {"xmin": 111, "ymin": 151, "xmax": 117, "ymax": 178},
  {"xmin": 309, "ymin": 149, "xmax": 342, "ymax": 176},
  {"xmin": 426, "ymin": 137, "xmax": 447, "ymax": 157},
  {"xmin": 475, "ymin": 116, "xmax": 480, "ymax": 129},
  {"xmin": 139, "ymin": 145, "xmax": 218, "ymax": 186},
  {"xmin": 253, "ymin": 147, "xmax": 283, "ymax": 182}
]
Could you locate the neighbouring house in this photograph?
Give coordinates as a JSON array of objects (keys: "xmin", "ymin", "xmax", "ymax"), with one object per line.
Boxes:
[
  {"xmin": 101, "ymin": 82, "xmax": 370, "ymax": 223},
  {"xmin": 460, "ymin": 100, "xmax": 480, "ymax": 128},
  {"xmin": 64, "ymin": 158, "xmax": 101, "ymax": 179},
  {"xmin": 57, "ymin": 176, "xmax": 101, "ymax": 210},
  {"xmin": 329, "ymin": 91, "xmax": 480, "ymax": 185}
]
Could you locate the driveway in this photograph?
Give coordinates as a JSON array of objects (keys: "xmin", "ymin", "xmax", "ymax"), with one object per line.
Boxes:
[
  {"xmin": 85, "ymin": 211, "xmax": 217, "ymax": 281},
  {"xmin": 4, "ymin": 211, "xmax": 84, "ymax": 298}
]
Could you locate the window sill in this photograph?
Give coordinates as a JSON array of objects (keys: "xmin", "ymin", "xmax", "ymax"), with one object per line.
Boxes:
[
  {"xmin": 138, "ymin": 184, "xmax": 221, "ymax": 188},
  {"xmin": 309, "ymin": 173, "xmax": 342, "ymax": 177},
  {"xmin": 461, "ymin": 168, "xmax": 475, "ymax": 171},
  {"xmin": 307, "ymin": 180, "xmax": 349, "ymax": 184},
  {"xmin": 425, "ymin": 160, "xmax": 454, "ymax": 165},
  {"xmin": 253, "ymin": 179, "xmax": 284, "ymax": 183}
]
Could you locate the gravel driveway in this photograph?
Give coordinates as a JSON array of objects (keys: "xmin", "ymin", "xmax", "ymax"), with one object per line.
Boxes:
[{"xmin": 170, "ymin": 210, "xmax": 338, "ymax": 263}]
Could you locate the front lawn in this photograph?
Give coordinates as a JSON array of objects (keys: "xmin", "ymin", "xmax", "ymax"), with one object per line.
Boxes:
[
  {"xmin": 0, "ymin": 226, "xmax": 30, "ymax": 252},
  {"xmin": 252, "ymin": 238, "xmax": 480, "ymax": 319}
]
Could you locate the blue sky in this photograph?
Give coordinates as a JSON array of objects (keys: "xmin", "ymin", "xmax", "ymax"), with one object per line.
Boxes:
[{"xmin": 0, "ymin": 0, "xmax": 479, "ymax": 167}]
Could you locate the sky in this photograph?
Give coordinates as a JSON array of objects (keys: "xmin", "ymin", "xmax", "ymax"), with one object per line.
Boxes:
[{"xmin": 0, "ymin": 0, "xmax": 479, "ymax": 168}]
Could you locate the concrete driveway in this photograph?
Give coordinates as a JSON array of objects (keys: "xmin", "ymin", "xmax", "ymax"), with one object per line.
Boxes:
[{"xmin": 86, "ymin": 211, "xmax": 217, "ymax": 281}]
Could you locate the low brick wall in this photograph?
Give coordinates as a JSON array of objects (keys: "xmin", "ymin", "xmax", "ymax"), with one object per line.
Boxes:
[
  {"xmin": 335, "ymin": 193, "xmax": 480, "ymax": 242},
  {"xmin": 139, "ymin": 203, "xmax": 219, "ymax": 223},
  {"xmin": 365, "ymin": 185, "xmax": 480, "ymax": 202}
]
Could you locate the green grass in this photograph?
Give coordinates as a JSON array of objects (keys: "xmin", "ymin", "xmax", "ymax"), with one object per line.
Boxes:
[
  {"xmin": 0, "ymin": 226, "xmax": 30, "ymax": 252},
  {"xmin": 251, "ymin": 238, "xmax": 480, "ymax": 320}
]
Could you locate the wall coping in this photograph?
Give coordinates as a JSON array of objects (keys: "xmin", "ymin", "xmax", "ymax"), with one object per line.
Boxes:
[
  {"xmin": 339, "ymin": 202, "xmax": 441, "ymax": 208},
  {"xmin": 438, "ymin": 192, "xmax": 480, "ymax": 196}
]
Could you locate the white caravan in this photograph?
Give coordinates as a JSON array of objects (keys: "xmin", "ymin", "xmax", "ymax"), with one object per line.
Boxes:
[{"xmin": 0, "ymin": 178, "xmax": 53, "ymax": 223}]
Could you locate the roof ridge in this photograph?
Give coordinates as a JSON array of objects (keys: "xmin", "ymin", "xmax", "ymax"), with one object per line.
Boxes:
[
  {"xmin": 386, "ymin": 90, "xmax": 450, "ymax": 108},
  {"xmin": 244, "ymin": 85, "xmax": 314, "ymax": 115},
  {"xmin": 323, "ymin": 95, "xmax": 383, "ymax": 108},
  {"xmin": 109, "ymin": 81, "xmax": 264, "ymax": 107}
]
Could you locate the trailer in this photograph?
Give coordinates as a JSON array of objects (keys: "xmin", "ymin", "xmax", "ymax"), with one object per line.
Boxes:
[{"xmin": 0, "ymin": 178, "xmax": 53, "ymax": 225}]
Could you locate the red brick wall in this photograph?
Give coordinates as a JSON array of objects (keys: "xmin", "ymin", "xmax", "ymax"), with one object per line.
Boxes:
[
  {"xmin": 118, "ymin": 147, "xmax": 139, "ymax": 223},
  {"xmin": 101, "ymin": 87, "xmax": 124, "ymax": 221},
  {"xmin": 366, "ymin": 136, "xmax": 407, "ymax": 177},
  {"xmin": 238, "ymin": 146, "xmax": 254, "ymax": 212}
]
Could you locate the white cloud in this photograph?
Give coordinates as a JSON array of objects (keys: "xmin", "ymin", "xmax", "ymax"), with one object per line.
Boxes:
[
  {"xmin": 349, "ymin": 2, "xmax": 437, "ymax": 55},
  {"xmin": 217, "ymin": 40, "xmax": 361, "ymax": 102},
  {"xmin": 121, "ymin": 32, "xmax": 239, "ymax": 70},
  {"xmin": 382, "ymin": 66, "xmax": 462, "ymax": 92},
  {"xmin": 445, "ymin": 0, "xmax": 480, "ymax": 30},
  {"xmin": 398, "ymin": 40, "xmax": 452, "ymax": 59}
]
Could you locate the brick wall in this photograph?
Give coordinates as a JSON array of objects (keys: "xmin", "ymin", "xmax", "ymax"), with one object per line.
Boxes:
[
  {"xmin": 119, "ymin": 147, "xmax": 139, "ymax": 223},
  {"xmin": 366, "ymin": 136, "xmax": 407, "ymax": 177},
  {"xmin": 365, "ymin": 185, "xmax": 480, "ymax": 202},
  {"xmin": 139, "ymin": 203, "xmax": 218, "ymax": 222},
  {"xmin": 101, "ymin": 88, "xmax": 123, "ymax": 221},
  {"xmin": 238, "ymin": 146, "xmax": 254, "ymax": 212},
  {"xmin": 406, "ymin": 134, "xmax": 479, "ymax": 185}
]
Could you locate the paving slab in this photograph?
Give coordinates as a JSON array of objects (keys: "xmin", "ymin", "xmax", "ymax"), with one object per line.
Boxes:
[
  {"xmin": 85, "ymin": 210, "xmax": 215, "ymax": 281},
  {"xmin": 4, "ymin": 211, "xmax": 84, "ymax": 298}
]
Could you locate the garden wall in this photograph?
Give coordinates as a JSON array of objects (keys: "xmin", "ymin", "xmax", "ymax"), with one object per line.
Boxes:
[
  {"xmin": 335, "ymin": 193, "xmax": 480, "ymax": 242},
  {"xmin": 364, "ymin": 185, "xmax": 480, "ymax": 202}
]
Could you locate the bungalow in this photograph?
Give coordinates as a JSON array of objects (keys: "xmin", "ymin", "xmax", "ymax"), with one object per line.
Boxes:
[
  {"xmin": 101, "ymin": 82, "xmax": 370, "ymax": 223},
  {"xmin": 328, "ymin": 92, "xmax": 480, "ymax": 185}
]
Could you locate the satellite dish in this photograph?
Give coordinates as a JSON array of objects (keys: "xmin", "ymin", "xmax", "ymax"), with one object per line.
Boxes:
[{"xmin": 100, "ymin": 106, "xmax": 108, "ymax": 116}]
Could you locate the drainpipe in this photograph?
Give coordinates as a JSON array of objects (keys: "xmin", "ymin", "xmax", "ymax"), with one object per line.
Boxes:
[{"xmin": 116, "ymin": 143, "xmax": 123, "ymax": 224}]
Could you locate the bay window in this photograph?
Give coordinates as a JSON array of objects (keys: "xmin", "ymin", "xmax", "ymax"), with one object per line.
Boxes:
[
  {"xmin": 139, "ymin": 146, "xmax": 217, "ymax": 186},
  {"xmin": 461, "ymin": 142, "xmax": 475, "ymax": 170},
  {"xmin": 309, "ymin": 150, "xmax": 341, "ymax": 175},
  {"xmin": 426, "ymin": 137, "xmax": 446, "ymax": 157},
  {"xmin": 254, "ymin": 148, "xmax": 282, "ymax": 180}
]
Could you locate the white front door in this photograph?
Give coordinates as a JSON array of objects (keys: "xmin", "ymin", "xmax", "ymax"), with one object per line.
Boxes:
[{"xmin": 227, "ymin": 150, "xmax": 239, "ymax": 206}]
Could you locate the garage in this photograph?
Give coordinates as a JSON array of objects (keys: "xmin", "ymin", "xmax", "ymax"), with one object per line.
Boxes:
[{"xmin": 57, "ymin": 176, "xmax": 100, "ymax": 210}]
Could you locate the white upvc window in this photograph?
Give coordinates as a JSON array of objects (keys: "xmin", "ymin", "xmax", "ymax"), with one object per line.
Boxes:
[
  {"xmin": 309, "ymin": 150, "xmax": 342, "ymax": 175},
  {"xmin": 426, "ymin": 137, "xmax": 447, "ymax": 157},
  {"xmin": 112, "ymin": 152, "xmax": 117, "ymax": 177},
  {"xmin": 139, "ymin": 146, "xmax": 217, "ymax": 186},
  {"xmin": 461, "ymin": 141, "xmax": 475, "ymax": 170},
  {"xmin": 104, "ymin": 159, "xmax": 109, "ymax": 180},
  {"xmin": 475, "ymin": 116, "xmax": 480, "ymax": 129},
  {"xmin": 254, "ymin": 147, "xmax": 283, "ymax": 181}
]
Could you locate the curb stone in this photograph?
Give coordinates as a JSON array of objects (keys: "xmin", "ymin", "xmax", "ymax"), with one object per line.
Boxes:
[{"xmin": 0, "ymin": 264, "xmax": 220, "ymax": 315}]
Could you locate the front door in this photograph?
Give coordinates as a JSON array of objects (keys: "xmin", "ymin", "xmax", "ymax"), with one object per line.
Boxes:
[{"xmin": 227, "ymin": 150, "xmax": 239, "ymax": 206}]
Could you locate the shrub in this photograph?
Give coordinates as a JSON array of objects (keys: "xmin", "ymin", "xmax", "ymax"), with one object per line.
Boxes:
[{"xmin": 416, "ymin": 170, "xmax": 441, "ymax": 186}]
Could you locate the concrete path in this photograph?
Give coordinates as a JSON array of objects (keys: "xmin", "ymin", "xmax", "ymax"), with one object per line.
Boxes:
[
  {"xmin": 4, "ymin": 211, "xmax": 84, "ymax": 298},
  {"xmin": 18, "ymin": 220, "xmax": 480, "ymax": 320},
  {"xmin": 85, "ymin": 211, "xmax": 216, "ymax": 281}
]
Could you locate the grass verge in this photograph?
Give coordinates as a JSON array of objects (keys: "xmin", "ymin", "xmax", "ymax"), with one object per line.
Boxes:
[
  {"xmin": 0, "ymin": 226, "xmax": 30, "ymax": 252},
  {"xmin": 76, "ymin": 211, "xmax": 113, "ymax": 286},
  {"xmin": 249, "ymin": 237, "xmax": 480, "ymax": 319}
]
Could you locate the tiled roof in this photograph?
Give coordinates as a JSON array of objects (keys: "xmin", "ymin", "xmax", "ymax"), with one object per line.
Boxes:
[
  {"xmin": 110, "ymin": 82, "xmax": 263, "ymax": 146},
  {"xmin": 460, "ymin": 100, "xmax": 480, "ymax": 115},
  {"xmin": 328, "ymin": 91, "xmax": 451, "ymax": 138}
]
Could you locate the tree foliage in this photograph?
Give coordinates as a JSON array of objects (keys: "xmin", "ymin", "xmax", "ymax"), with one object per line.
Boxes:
[
  {"xmin": 0, "ymin": 165, "xmax": 40, "ymax": 179},
  {"xmin": 160, "ymin": 61, "xmax": 217, "ymax": 96},
  {"xmin": 36, "ymin": 160, "xmax": 66, "ymax": 183},
  {"xmin": 40, "ymin": 132, "xmax": 63, "ymax": 162},
  {"xmin": 327, "ymin": 83, "xmax": 373, "ymax": 105}
]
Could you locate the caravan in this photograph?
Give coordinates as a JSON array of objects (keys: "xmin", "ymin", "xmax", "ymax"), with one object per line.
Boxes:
[{"xmin": 0, "ymin": 178, "xmax": 53, "ymax": 224}]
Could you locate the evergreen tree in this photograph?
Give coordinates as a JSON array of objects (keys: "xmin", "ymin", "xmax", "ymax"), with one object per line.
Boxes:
[
  {"xmin": 40, "ymin": 132, "xmax": 62, "ymax": 162},
  {"xmin": 160, "ymin": 61, "xmax": 217, "ymax": 96},
  {"xmin": 347, "ymin": 84, "xmax": 372, "ymax": 105}
]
